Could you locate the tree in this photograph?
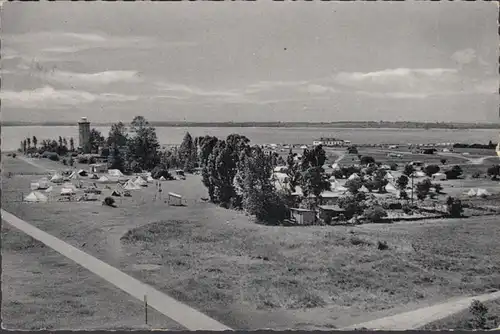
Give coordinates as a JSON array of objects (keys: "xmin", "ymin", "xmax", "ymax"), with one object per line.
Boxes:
[
  {"xmin": 107, "ymin": 122, "xmax": 129, "ymax": 147},
  {"xmin": 347, "ymin": 146, "xmax": 358, "ymax": 154},
  {"xmin": 446, "ymin": 196, "xmax": 463, "ymax": 218},
  {"xmin": 403, "ymin": 164, "xmax": 415, "ymax": 177},
  {"xmin": 469, "ymin": 300, "xmax": 489, "ymax": 330},
  {"xmin": 58, "ymin": 136, "xmax": 63, "ymax": 148},
  {"xmin": 416, "ymin": 178, "xmax": 432, "ymax": 201},
  {"xmin": 445, "ymin": 165, "xmax": 463, "ymax": 180},
  {"xmin": 345, "ymin": 178, "xmax": 363, "ymax": 194},
  {"xmin": 22, "ymin": 140, "xmax": 27, "ymax": 153},
  {"xmin": 109, "ymin": 144, "xmax": 125, "ymax": 172},
  {"xmin": 360, "ymin": 156, "xmax": 376, "ymax": 166},
  {"xmin": 27, "ymin": 137, "xmax": 31, "ymax": 149},
  {"xmin": 88, "ymin": 129, "xmax": 105, "ymax": 154},
  {"xmin": 338, "ymin": 194, "xmax": 366, "ymax": 220},
  {"xmin": 300, "ymin": 145, "xmax": 329, "ymax": 206},
  {"xmin": 364, "ymin": 206, "xmax": 387, "ymax": 224},
  {"xmin": 424, "ymin": 164, "xmax": 440, "ymax": 177},
  {"xmin": 179, "ymin": 132, "xmax": 197, "ymax": 172},
  {"xmin": 396, "ymin": 175, "xmax": 409, "ymax": 191},
  {"xmin": 127, "ymin": 116, "xmax": 160, "ymax": 170},
  {"xmin": 285, "ymin": 148, "xmax": 301, "ymax": 194},
  {"xmin": 372, "ymin": 169, "xmax": 389, "ymax": 193},
  {"xmin": 69, "ymin": 137, "xmax": 75, "ymax": 152},
  {"xmin": 487, "ymin": 165, "xmax": 500, "ymax": 180},
  {"xmin": 63, "ymin": 137, "xmax": 68, "ymax": 148},
  {"xmin": 390, "ymin": 163, "xmax": 398, "ymax": 171},
  {"xmin": 32, "ymin": 136, "xmax": 38, "ymax": 148},
  {"xmin": 433, "ymin": 183, "xmax": 443, "ymax": 194}
]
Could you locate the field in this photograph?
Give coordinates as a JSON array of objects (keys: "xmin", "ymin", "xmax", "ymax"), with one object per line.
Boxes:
[{"xmin": 2, "ymin": 154, "xmax": 500, "ymax": 329}]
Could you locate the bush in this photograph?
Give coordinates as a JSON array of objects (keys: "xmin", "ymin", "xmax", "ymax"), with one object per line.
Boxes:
[
  {"xmin": 360, "ymin": 156, "xmax": 376, "ymax": 166},
  {"xmin": 377, "ymin": 240, "xmax": 389, "ymax": 250},
  {"xmin": 390, "ymin": 163, "xmax": 398, "ymax": 171},
  {"xmin": 345, "ymin": 178, "xmax": 363, "ymax": 194},
  {"xmin": 402, "ymin": 203, "xmax": 413, "ymax": 215},
  {"xmin": 48, "ymin": 154, "xmax": 60, "ymax": 161},
  {"xmin": 424, "ymin": 164, "xmax": 440, "ymax": 177},
  {"xmin": 11, "ymin": 153, "xmax": 17, "ymax": 158},
  {"xmin": 469, "ymin": 300, "xmax": 489, "ymax": 329},
  {"xmin": 487, "ymin": 165, "xmax": 500, "ymax": 180},
  {"xmin": 62, "ymin": 159, "xmax": 67, "ymax": 165},
  {"xmin": 446, "ymin": 196, "xmax": 463, "ymax": 218},
  {"xmin": 78, "ymin": 156, "xmax": 89, "ymax": 164},
  {"xmin": 364, "ymin": 206, "xmax": 387, "ymax": 224},
  {"xmin": 151, "ymin": 167, "xmax": 174, "ymax": 180},
  {"xmin": 102, "ymin": 196, "xmax": 116, "ymax": 207}
]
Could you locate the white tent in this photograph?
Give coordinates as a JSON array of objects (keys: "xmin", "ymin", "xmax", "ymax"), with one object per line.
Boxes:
[
  {"xmin": 146, "ymin": 175, "xmax": 155, "ymax": 183},
  {"xmin": 134, "ymin": 177, "xmax": 148, "ymax": 187},
  {"xmin": 432, "ymin": 173, "xmax": 447, "ymax": 181},
  {"xmin": 332, "ymin": 163, "xmax": 340, "ymax": 170},
  {"xmin": 477, "ymin": 188, "xmax": 491, "ymax": 197},
  {"xmin": 50, "ymin": 173, "xmax": 64, "ymax": 183},
  {"xmin": 61, "ymin": 187, "xmax": 76, "ymax": 195},
  {"xmin": 45, "ymin": 186, "xmax": 54, "ymax": 193},
  {"xmin": 385, "ymin": 183, "xmax": 398, "ymax": 193},
  {"xmin": 62, "ymin": 182, "xmax": 77, "ymax": 191},
  {"xmin": 467, "ymin": 189, "xmax": 477, "ymax": 197},
  {"xmin": 348, "ymin": 173, "xmax": 360, "ymax": 180},
  {"xmin": 385, "ymin": 172, "xmax": 394, "ymax": 180},
  {"xmin": 414, "ymin": 171, "xmax": 426, "ymax": 178},
  {"xmin": 359, "ymin": 185, "xmax": 369, "ymax": 193},
  {"xmin": 159, "ymin": 176, "xmax": 166, "ymax": 181},
  {"xmin": 98, "ymin": 175, "xmax": 113, "ymax": 183},
  {"xmin": 273, "ymin": 166, "xmax": 288, "ymax": 173},
  {"xmin": 24, "ymin": 191, "xmax": 48, "ymax": 202},
  {"xmin": 335, "ymin": 185, "xmax": 348, "ymax": 192},
  {"xmin": 108, "ymin": 169, "xmax": 124, "ymax": 177},
  {"xmin": 124, "ymin": 179, "xmax": 141, "ymax": 190}
]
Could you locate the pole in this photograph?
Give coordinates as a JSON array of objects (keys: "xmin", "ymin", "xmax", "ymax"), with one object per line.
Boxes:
[
  {"xmin": 144, "ymin": 294, "xmax": 148, "ymax": 325},
  {"xmin": 411, "ymin": 174, "xmax": 414, "ymax": 206}
]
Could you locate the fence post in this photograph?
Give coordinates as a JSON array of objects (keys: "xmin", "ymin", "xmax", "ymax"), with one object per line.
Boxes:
[{"xmin": 144, "ymin": 294, "xmax": 148, "ymax": 325}]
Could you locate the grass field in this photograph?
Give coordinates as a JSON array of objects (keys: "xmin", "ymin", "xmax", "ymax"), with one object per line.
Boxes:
[{"xmin": 3, "ymin": 154, "xmax": 500, "ymax": 329}]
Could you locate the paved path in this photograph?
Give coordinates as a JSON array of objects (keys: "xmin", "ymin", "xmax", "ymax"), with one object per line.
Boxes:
[
  {"xmin": 342, "ymin": 291, "xmax": 500, "ymax": 330},
  {"xmin": 2, "ymin": 210, "xmax": 232, "ymax": 331}
]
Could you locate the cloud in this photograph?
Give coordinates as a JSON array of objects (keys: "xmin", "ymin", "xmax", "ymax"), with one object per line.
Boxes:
[
  {"xmin": 45, "ymin": 70, "xmax": 142, "ymax": 85},
  {"xmin": 155, "ymin": 82, "xmax": 241, "ymax": 98},
  {"xmin": 1, "ymin": 86, "xmax": 137, "ymax": 108}
]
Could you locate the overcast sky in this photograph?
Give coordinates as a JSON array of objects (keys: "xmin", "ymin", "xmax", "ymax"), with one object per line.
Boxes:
[{"xmin": 1, "ymin": 2, "xmax": 498, "ymax": 123}]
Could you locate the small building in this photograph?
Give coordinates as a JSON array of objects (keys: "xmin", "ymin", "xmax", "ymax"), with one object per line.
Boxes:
[
  {"xmin": 313, "ymin": 138, "xmax": 346, "ymax": 147},
  {"xmin": 89, "ymin": 163, "xmax": 108, "ymax": 173},
  {"xmin": 290, "ymin": 208, "xmax": 316, "ymax": 225},
  {"xmin": 318, "ymin": 205, "xmax": 346, "ymax": 222},
  {"xmin": 432, "ymin": 172, "xmax": 447, "ymax": 181},
  {"xmin": 168, "ymin": 192, "xmax": 183, "ymax": 206}
]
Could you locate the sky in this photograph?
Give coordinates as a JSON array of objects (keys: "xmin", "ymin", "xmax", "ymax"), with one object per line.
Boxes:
[{"xmin": 1, "ymin": 1, "xmax": 498, "ymax": 123}]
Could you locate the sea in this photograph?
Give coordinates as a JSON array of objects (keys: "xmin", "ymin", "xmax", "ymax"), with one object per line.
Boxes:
[{"xmin": 2, "ymin": 126, "xmax": 499, "ymax": 152}]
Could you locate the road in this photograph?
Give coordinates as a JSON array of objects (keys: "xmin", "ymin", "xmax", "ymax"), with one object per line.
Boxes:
[
  {"xmin": 342, "ymin": 290, "xmax": 500, "ymax": 330},
  {"xmin": 2, "ymin": 210, "xmax": 232, "ymax": 331}
]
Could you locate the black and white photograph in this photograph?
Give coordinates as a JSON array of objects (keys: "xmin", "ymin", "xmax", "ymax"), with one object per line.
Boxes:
[{"xmin": 1, "ymin": 1, "xmax": 500, "ymax": 331}]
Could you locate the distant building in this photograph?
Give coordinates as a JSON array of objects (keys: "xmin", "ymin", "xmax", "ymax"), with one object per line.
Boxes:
[
  {"xmin": 78, "ymin": 117, "xmax": 91, "ymax": 153},
  {"xmin": 313, "ymin": 137, "xmax": 347, "ymax": 147},
  {"xmin": 289, "ymin": 208, "xmax": 316, "ymax": 225}
]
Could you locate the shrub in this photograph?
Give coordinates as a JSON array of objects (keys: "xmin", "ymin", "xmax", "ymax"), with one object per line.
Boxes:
[
  {"xmin": 433, "ymin": 183, "xmax": 443, "ymax": 194},
  {"xmin": 416, "ymin": 178, "xmax": 432, "ymax": 201},
  {"xmin": 402, "ymin": 203, "xmax": 413, "ymax": 215},
  {"xmin": 360, "ymin": 156, "xmax": 376, "ymax": 166},
  {"xmin": 345, "ymin": 178, "xmax": 363, "ymax": 194},
  {"xmin": 62, "ymin": 159, "xmax": 67, "ymax": 165},
  {"xmin": 48, "ymin": 154, "xmax": 60, "ymax": 161},
  {"xmin": 469, "ymin": 300, "xmax": 489, "ymax": 329},
  {"xmin": 78, "ymin": 156, "xmax": 89, "ymax": 164},
  {"xmin": 377, "ymin": 240, "xmax": 389, "ymax": 250},
  {"xmin": 446, "ymin": 196, "xmax": 463, "ymax": 218},
  {"xmin": 424, "ymin": 164, "xmax": 440, "ymax": 177},
  {"xmin": 151, "ymin": 167, "xmax": 174, "ymax": 180},
  {"xmin": 102, "ymin": 196, "xmax": 116, "ymax": 207},
  {"xmin": 364, "ymin": 206, "xmax": 387, "ymax": 224},
  {"xmin": 487, "ymin": 165, "xmax": 500, "ymax": 180},
  {"xmin": 390, "ymin": 163, "xmax": 398, "ymax": 171}
]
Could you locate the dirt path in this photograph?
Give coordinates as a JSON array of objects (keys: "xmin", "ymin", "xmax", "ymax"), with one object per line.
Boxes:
[
  {"xmin": 2, "ymin": 209, "xmax": 232, "ymax": 331},
  {"xmin": 342, "ymin": 290, "xmax": 500, "ymax": 330}
]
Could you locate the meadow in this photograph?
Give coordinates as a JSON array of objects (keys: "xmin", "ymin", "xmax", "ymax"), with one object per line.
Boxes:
[{"xmin": 2, "ymin": 154, "xmax": 500, "ymax": 329}]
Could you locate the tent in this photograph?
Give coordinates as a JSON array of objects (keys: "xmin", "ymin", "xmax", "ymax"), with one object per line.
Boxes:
[
  {"xmin": 432, "ymin": 173, "xmax": 447, "ymax": 181},
  {"xmin": 385, "ymin": 183, "xmax": 398, "ymax": 193},
  {"xmin": 329, "ymin": 175, "xmax": 337, "ymax": 182},
  {"xmin": 332, "ymin": 163, "xmax": 340, "ymax": 170},
  {"xmin": 77, "ymin": 169, "xmax": 88, "ymax": 176},
  {"xmin": 134, "ymin": 177, "xmax": 148, "ymax": 187},
  {"xmin": 98, "ymin": 175, "xmax": 113, "ymax": 183},
  {"xmin": 146, "ymin": 175, "xmax": 155, "ymax": 183},
  {"xmin": 359, "ymin": 185, "xmax": 369, "ymax": 193},
  {"xmin": 62, "ymin": 182, "xmax": 77, "ymax": 191},
  {"xmin": 60, "ymin": 188, "xmax": 76, "ymax": 195},
  {"xmin": 385, "ymin": 172, "xmax": 394, "ymax": 180},
  {"xmin": 89, "ymin": 173, "xmax": 99, "ymax": 180},
  {"xmin": 159, "ymin": 176, "xmax": 167, "ymax": 181},
  {"xmin": 414, "ymin": 171, "xmax": 426, "ymax": 178},
  {"xmin": 348, "ymin": 173, "xmax": 360, "ymax": 180},
  {"xmin": 24, "ymin": 191, "xmax": 48, "ymax": 202},
  {"xmin": 50, "ymin": 173, "xmax": 64, "ymax": 183},
  {"xmin": 477, "ymin": 188, "xmax": 491, "ymax": 197},
  {"xmin": 111, "ymin": 190, "xmax": 122, "ymax": 197},
  {"xmin": 108, "ymin": 169, "xmax": 124, "ymax": 177},
  {"xmin": 45, "ymin": 186, "xmax": 54, "ymax": 193},
  {"xmin": 467, "ymin": 189, "xmax": 477, "ymax": 197},
  {"xmin": 124, "ymin": 180, "xmax": 141, "ymax": 190}
]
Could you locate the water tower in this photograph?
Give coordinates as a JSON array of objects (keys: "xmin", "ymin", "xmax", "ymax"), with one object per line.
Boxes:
[{"xmin": 78, "ymin": 117, "xmax": 91, "ymax": 153}]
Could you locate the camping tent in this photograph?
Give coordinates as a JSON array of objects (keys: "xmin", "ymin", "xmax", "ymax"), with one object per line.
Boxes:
[
  {"xmin": 385, "ymin": 183, "xmax": 398, "ymax": 193},
  {"xmin": 385, "ymin": 172, "xmax": 394, "ymax": 180},
  {"xmin": 108, "ymin": 169, "xmax": 124, "ymax": 177},
  {"xmin": 477, "ymin": 188, "xmax": 491, "ymax": 197},
  {"xmin": 77, "ymin": 169, "xmax": 88, "ymax": 176},
  {"xmin": 37, "ymin": 178, "xmax": 50, "ymax": 189},
  {"xmin": 332, "ymin": 163, "xmax": 340, "ymax": 170},
  {"xmin": 62, "ymin": 182, "xmax": 77, "ymax": 191},
  {"xmin": 45, "ymin": 186, "xmax": 54, "ymax": 193},
  {"xmin": 146, "ymin": 175, "xmax": 154, "ymax": 183},
  {"xmin": 359, "ymin": 185, "xmax": 369, "ymax": 193},
  {"xmin": 134, "ymin": 177, "xmax": 148, "ymax": 187},
  {"xmin": 50, "ymin": 173, "xmax": 64, "ymax": 183},
  {"xmin": 89, "ymin": 173, "xmax": 99, "ymax": 180},
  {"xmin": 111, "ymin": 190, "xmax": 122, "ymax": 197},
  {"xmin": 60, "ymin": 187, "xmax": 76, "ymax": 195},
  {"xmin": 467, "ymin": 189, "xmax": 477, "ymax": 197},
  {"xmin": 414, "ymin": 171, "xmax": 426, "ymax": 178},
  {"xmin": 24, "ymin": 191, "xmax": 48, "ymax": 202},
  {"xmin": 124, "ymin": 180, "xmax": 141, "ymax": 190},
  {"xmin": 329, "ymin": 175, "xmax": 337, "ymax": 182},
  {"xmin": 98, "ymin": 175, "xmax": 113, "ymax": 183},
  {"xmin": 432, "ymin": 173, "xmax": 447, "ymax": 181},
  {"xmin": 348, "ymin": 173, "xmax": 360, "ymax": 180},
  {"xmin": 159, "ymin": 176, "xmax": 166, "ymax": 181}
]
